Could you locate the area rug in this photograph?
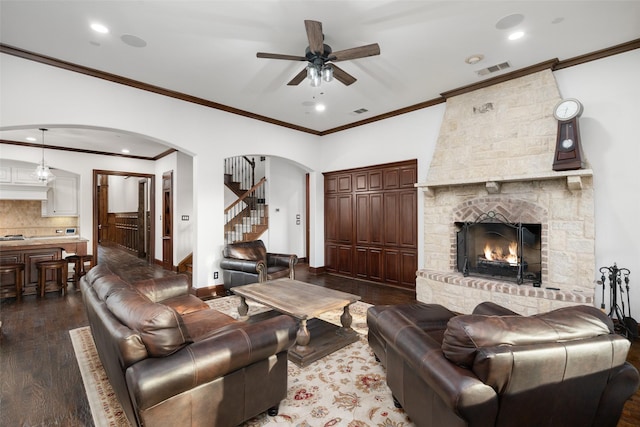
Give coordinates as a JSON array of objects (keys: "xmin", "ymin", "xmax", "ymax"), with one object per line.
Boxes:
[{"xmin": 70, "ymin": 296, "xmax": 414, "ymax": 427}]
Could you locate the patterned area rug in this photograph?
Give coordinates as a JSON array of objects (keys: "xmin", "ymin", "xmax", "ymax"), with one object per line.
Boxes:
[{"xmin": 70, "ymin": 296, "xmax": 414, "ymax": 427}]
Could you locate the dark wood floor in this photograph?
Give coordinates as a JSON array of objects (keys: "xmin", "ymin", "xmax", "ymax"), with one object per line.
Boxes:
[{"xmin": 0, "ymin": 245, "xmax": 638, "ymax": 426}]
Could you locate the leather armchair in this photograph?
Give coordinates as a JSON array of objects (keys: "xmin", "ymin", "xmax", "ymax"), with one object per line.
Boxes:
[
  {"xmin": 368, "ymin": 302, "xmax": 640, "ymax": 427},
  {"xmin": 220, "ymin": 240, "xmax": 298, "ymax": 291}
]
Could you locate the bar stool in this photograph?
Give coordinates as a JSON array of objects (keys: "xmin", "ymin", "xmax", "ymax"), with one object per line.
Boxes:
[
  {"xmin": 0, "ymin": 263, "xmax": 25, "ymax": 302},
  {"xmin": 36, "ymin": 259, "xmax": 68, "ymax": 297},
  {"xmin": 65, "ymin": 254, "xmax": 94, "ymax": 286}
]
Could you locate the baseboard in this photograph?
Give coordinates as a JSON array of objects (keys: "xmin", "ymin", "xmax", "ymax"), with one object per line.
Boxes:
[
  {"xmin": 307, "ymin": 265, "xmax": 326, "ymax": 275},
  {"xmin": 193, "ymin": 284, "xmax": 226, "ymax": 300}
]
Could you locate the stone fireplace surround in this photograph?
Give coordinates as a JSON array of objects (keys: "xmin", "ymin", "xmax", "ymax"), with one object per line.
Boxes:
[{"xmin": 416, "ymin": 69, "xmax": 595, "ymax": 315}]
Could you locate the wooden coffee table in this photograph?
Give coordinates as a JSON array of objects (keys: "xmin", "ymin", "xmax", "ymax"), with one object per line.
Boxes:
[{"xmin": 232, "ymin": 278, "xmax": 361, "ymax": 366}]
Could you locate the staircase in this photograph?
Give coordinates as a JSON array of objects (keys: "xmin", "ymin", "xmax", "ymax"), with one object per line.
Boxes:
[{"xmin": 224, "ymin": 156, "xmax": 268, "ymax": 244}]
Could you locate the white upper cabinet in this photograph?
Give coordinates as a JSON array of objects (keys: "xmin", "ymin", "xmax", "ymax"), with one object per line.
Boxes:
[{"xmin": 42, "ymin": 175, "xmax": 78, "ymax": 216}]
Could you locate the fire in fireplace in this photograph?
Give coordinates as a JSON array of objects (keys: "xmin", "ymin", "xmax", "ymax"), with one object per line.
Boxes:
[{"xmin": 456, "ymin": 211, "xmax": 542, "ymax": 285}]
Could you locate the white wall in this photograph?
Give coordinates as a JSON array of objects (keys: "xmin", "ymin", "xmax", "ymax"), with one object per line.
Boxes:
[
  {"xmin": 107, "ymin": 175, "xmax": 139, "ymax": 213},
  {"xmin": 553, "ymin": 49, "xmax": 640, "ymax": 313},
  {"xmin": 266, "ymin": 156, "xmax": 307, "ymax": 258}
]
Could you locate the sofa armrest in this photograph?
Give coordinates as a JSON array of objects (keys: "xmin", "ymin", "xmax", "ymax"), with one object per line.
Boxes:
[
  {"xmin": 132, "ymin": 275, "xmax": 191, "ymax": 302},
  {"xmin": 267, "ymin": 252, "xmax": 298, "ymax": 270},
  {"xmin": 592, "ymin": 362, "xmax": 640, "ymax": 427},
  {"xmin": 220, "ymin": 257, "xmax": 266, "ymax": 275},
  {"xmin": 379, "ymin": 310, "xmax": 498, "ymax": 425},
  {"xmin": 125, "ymin": 314, "xmax": 297, "ymax": 411}
]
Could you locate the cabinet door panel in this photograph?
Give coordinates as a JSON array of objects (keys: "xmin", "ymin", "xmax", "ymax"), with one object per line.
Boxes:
[
  {"xmin": 325, "ymin": 244, "xmax": 337, "ymax": 272},
  {"xmin": 325, "ymin": 176, "xmax": 338, "ymax": 193},
  {"xmin": 369, "ymin": 171, "xmax": 383, "ymax": 190},
  {"xmin": 383, "ymin": 168, "xmax": 399, "ymax": 189},
  {"xmin": 400, "ymin": 165, "xmax": 417, "ymax": 188},
  {"xmin": 368, "ymin": 248, "xmax": 384, "ymax": 281},
  {"xmin": 355, "ymin": 173, "xmax": 368, "ymax": 191},
  {"xmin": 400, "ymin": 250, "xmax": 418, "ymax": 287},
  {"xmin": 325, "ymin": 195, "xmax": 338, "ymax": 241},
  {"xmin": 355, "ymin": 247, "xmax": 368, "ymax": 278},
  {"xmin": 356, "ymin": 194, "xmax": 370, "ymax": 244},
  {"xmin": 384, "ymin": 193, "xmax": 399, "ymax": 245},
  {"xmin": 370, "ymin": 194, "xmax": 383, "ymax": 245},
  {"xmin": 338, "ymin": 175, "xmax": 351, "ymax": 192},
  {"xmin": 337, "ymin": 194, "xmax": 353, "ymax": 243},
  {"xmin": 399, "ymin": 190, "xmax": 417, "ymax": 247},
  {"xmin": 337, "ymin": 245, "xmax": 353, "ymax": 275},
  {"xmin": 383, "ymin": 249, "xmax": 400, "ymax": 285},
  {"xmin": 25, "ymin": 249, "xmax": 61, "ymax": 286}
]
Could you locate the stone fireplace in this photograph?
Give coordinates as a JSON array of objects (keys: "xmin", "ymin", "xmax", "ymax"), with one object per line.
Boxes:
[{"xmin": 416, "ymin": 69, "xmax": 595, "ymax": 315}]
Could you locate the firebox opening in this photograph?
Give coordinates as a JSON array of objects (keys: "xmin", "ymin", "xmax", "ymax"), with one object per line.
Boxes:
[{"xmin": 456, "ymin": 211, "xmax": 542, "ymax": 285}]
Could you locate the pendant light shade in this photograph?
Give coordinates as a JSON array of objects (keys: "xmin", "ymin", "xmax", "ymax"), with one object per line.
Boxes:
[{"xmin": 34, "ymin": 128, "xmax": 55, "ymax": 183}]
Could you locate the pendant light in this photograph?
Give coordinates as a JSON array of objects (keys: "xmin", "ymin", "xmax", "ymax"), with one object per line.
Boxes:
[{"xmin": 34, "ymin": 128, "xmax": 55, "ymax": 183}]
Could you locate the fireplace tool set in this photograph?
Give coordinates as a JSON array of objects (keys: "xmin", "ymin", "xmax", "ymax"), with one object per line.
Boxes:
[{"xmin": 599, "ymin": 263, "xmax": 636, "ymax": 339}]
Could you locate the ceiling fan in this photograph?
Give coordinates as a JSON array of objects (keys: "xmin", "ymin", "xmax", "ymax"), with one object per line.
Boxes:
[{"xmin": 257, "ymin": 20, "xmax": 380, "ymax": 87}]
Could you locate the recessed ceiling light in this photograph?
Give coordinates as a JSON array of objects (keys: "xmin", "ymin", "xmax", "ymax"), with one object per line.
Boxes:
[
  {"xmin": 121, "ymin": 34, "xmax": 147, "ymax": 48},
  {"xmin": 121, "ymin": 149, "xmax": 130, "ymax": 154},
  {"xmin": 465, "ymin": 54, "xmax": 484, "ymax": 65},
  {"xmin": 26, "ymin": 136, "xmax": 37, "ymax": 142},
  {"xmin": 495, "ymin": 14, "xmax": 525, "ymax": 30},
  {"xmin": 90, "ymin": 22, "xmax": 109, "ymax": 34},
  {"xmin": 315, "ymin": 104, "xmax": 326, "ymax": 112},
  {"xmin": 508, "ymin": 31, "xmax": 525, "ymax": 41}
]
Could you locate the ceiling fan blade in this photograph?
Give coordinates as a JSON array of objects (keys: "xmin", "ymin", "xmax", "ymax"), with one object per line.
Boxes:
[
  {"xmin": 331, "ymin": 64, "xmax": 357, "ymax": 86},
  {"xmin": 304, "ymin": 20, "xmax": 324, "ymax": 54},
  {"xmin": 330, "ymin": 43, "xmax": 380, "ymax": 61},
  {"xmin": 257, "ymin": 52, "xmax": 307, "ymax": 61},
  {"xmin": 287, "ymin": 68, "xmax": 308, "ymax": 86}
]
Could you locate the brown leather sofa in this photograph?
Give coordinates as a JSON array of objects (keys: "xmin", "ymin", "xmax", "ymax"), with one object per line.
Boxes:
[
  {"xmin": 220, "ymin": 240, "xmax": 298, "ymax": 291},
  {"xmin": 367, "ymin": 301, "xmax": 639, "ymax": 427},
  {"xmin": 80, "ymin": 264, "xmax": 298, "ymax": 427}
]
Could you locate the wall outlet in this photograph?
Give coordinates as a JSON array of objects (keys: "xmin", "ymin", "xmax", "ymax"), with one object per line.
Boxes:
[
  {"xmin": 181, "ymin": 215, "xmax": 189, "ymax": 221},
  {"xmin": 213, "ymin": 271, "xmax": 219, "ymax": 280}
]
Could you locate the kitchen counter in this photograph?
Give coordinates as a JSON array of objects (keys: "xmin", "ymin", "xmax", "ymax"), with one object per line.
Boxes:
[{"xmin": 0, "ymin": 236, "xmax": 88, "ymax": 255}]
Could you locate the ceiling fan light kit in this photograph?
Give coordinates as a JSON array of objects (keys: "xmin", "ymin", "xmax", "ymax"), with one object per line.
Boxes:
[{"xmin": 257, "ymin": 19, "xmax": 380, "ymax": 87}]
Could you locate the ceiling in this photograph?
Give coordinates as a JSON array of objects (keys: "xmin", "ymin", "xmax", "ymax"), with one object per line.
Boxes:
[{"xmin": 1, "ymin": 1, "xmax": 639, "ymax": 158}]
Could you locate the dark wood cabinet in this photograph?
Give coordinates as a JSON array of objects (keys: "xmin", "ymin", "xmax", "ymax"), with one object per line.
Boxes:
[
  {"xmin": 0, "ymin": 247, "xmax": 62, "ymax": 295},
  {"xmin": 324, "ymin": 160, "xmax": 417, "ymax": 289}
]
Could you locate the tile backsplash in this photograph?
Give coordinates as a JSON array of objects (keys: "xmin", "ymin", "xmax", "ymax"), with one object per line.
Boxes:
[{"xmin": 0, "ymin": 200, "xmax": 79, "ymax": 237}]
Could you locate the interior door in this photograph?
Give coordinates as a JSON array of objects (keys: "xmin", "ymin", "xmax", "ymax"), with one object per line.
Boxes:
[
  {"xmin": 137, "ymin": 179, "xmax": 147, "ymax": 259},
  {"xmin": 97, "ymin": 174, "xmax": 109, "ymax": 243},
  {"xmin": 162, "ymin": 171, "xmax": 173, "ymax": 270}
]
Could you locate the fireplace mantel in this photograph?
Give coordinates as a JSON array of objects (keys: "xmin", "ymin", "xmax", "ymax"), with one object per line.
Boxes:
[{"xmin": 416, "ymin": 169, "xmax": 593, "ymax": 197}]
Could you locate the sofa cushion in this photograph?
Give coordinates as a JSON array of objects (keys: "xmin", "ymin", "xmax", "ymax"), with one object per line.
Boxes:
[
  {"xmin": 106, "ymin": 288, "xmax": 191, "ymax": 357},
  {"xmin": 442, "ymin": 305, "xmax": 614, "ymax": 367},
  {"xmin": 93, "ymin": 274, "xmax": 136, "ymax": 301},
  {"xmin": 84, "ymin": 263, "xmax": 115, "ymax": 286},
  {"xmin": 180, "ymin": 308, "xmax": 240, "ymax": 341},
  {"xmin": 161, "ymin": 294, "xmax": 211, "ymax": 315}
]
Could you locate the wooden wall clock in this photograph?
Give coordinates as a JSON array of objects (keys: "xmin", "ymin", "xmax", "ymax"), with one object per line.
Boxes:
[{"xmin": 552, "ymin": 98, "xmax": 585, "ymax": 171}]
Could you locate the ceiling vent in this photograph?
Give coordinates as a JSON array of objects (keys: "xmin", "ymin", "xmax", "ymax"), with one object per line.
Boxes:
[
  {"xmin": 353, "ymin": 108, "xmax": 369, "ymax": 114},
  {"xmin": 476, "ymin": 61, "xmax": 511, "ymax": 76}
]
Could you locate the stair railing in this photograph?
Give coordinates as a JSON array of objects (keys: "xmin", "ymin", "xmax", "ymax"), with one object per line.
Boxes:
[
  {"xmin": 224, "ymin": 177, "xmax": 267, "ymax": 244},
  {"xmin": 224, "ymin": 156, "xmax": 255, "ymax": 191}
]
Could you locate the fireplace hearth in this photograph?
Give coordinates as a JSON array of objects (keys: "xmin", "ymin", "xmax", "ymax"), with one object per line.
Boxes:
[{"xmin": 456, "ymin": 211, "xmax": 541, "ymax": 285}]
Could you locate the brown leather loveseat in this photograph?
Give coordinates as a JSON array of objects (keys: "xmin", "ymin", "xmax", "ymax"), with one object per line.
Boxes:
[
  {"xmin": 80, "ymin": 264, "xmax": 298, "ymax": 427},
  {"xmin": 367, "ymin": 301, "xmax": 639, "ymax": 427},
  {"xmin": 220, "ymin": 239, "xmax": 298, "ymax": 291}
]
